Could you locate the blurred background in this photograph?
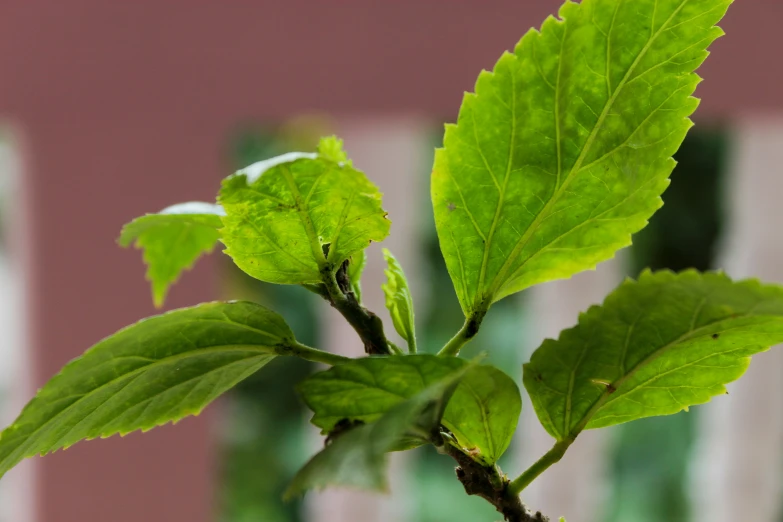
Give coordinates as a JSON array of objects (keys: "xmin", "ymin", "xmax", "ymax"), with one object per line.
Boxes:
[{"xmin": 0, "ymin": 1, "xmax": 781, "ymax": 521}]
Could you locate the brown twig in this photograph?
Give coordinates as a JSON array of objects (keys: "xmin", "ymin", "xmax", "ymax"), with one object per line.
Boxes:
[
  {"xmin": 434, "ymin": 431, "xmax": 549, "ymax": 522},
  {"xmin": 308, "ymin": 256, "xmax": 391, "ymax": 356}
]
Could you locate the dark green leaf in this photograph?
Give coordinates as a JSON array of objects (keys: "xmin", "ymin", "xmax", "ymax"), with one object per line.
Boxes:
[
  {"xmin": 382, "ymin": 249, "xmax": 417, "ymax": 352},
  {"xmin": 118, "ymin": 202, "xmax": 224, "ymax": 307},
  {"xmin": 524, "ymin": 270, "xmax": 783, "ymax": 442},
  {"xmin": 286, "ymin": 357, "xmax": 471, "ymax": 496},
  {"xmin": 299, "ymin": 355, "xmax": 521, "ymax": 465},
  {"xmin": 432, "ymin": 0, "xmax": 731, "ymax": 317},
  {"xmin": 0, "ymin": 301, "xmax": 296, "ymax": 479},
  {"xmin": 219, "ymin": 136, "xmax": 390, "ymax": 285},
  {"xmin": 300, "ymin": 355, "xmax": 463, "ymax": 432}
]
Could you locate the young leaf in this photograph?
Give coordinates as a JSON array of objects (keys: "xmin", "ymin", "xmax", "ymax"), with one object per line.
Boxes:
[
  {"xmin": 347, "ymin": 249, "xmax": 368, "ymax": 303},
  {"xmin": 286, "ymin": 358, "xmax": 471, "ymax": 496},
  {"xmin": 524, "ymin": 270, "xmax": 783, "ymax": 443},
  {"xmin": 432, "ymin": 0, "xmax": 731, "ymax": 317},
  {"xmin": 0, "ymin": 301, "xmax": 305, "ymax": 480},
  {"xmin": 219, "ymin": 136, "xmax": 390, "ymax": 285},
  {"xmin": 381, "ymin": 248, "xmax": 417, "ymax": 352},
  {"xmin": 118, "ymin": 202, "xmax": 224, "ymax": 307},
  {"xmin": 299, "ymin": 355, "xmax": 521, "ymax": 465}
]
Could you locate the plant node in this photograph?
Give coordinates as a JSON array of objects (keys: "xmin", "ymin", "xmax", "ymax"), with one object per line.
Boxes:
[
  {"xmin": 314, "ymin": 258, "xmax": 391, "ymax": 355},
  {"xmin": 435, "ymin": 431, "xmax": 549, "ymax": 522}
]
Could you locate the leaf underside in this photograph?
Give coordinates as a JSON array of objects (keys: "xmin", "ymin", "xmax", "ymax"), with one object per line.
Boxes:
[
  {"xmin": 432, "ymin": 0, "xmax": 731, "ymax": 316},
  {"xmin": 299, "ymin": 355, "xmax": 521, "ymax": 465},
  {"xmin": 219, "ymin": 137, "xmax": 390, "ymax": 285},
  {"xmin": 0, "ymin": 301, "xmax": 295, "ymax": 480},
  {"xmin": 524, "ymin": 270, "xmax": 783, "ymax": 441},
  {"xmin": 287, "ymin": 358, "xmax": 471, "ymax": 496},
  {"xmin": 118, "ymin": 202, "xmax": 224, "ymax": 307}
]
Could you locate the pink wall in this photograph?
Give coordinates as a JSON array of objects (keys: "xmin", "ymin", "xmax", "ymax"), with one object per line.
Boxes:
[
  {"xmin": 0, "ymin": 1, "xmax": 778, "ymax": 521},
  {"xmin": 0, "ymin": 1, "xmax": 778, "ymax": 123}
]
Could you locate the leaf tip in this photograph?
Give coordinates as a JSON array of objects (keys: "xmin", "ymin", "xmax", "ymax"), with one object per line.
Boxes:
[
  {"xmin": 317, "ymin": 135, "xmax": 352, "ymax": 166},
  {"xmin": 116, "ymin": 233, "xmax": 132, "ymax": 249}
]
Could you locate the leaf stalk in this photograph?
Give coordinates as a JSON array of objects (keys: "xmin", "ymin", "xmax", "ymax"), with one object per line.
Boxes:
[
  {"xmin": 280, "ymin": 340, "xmax": 351, "ymax": 366},
  {"xmin": 438, "ymin": 310, "xmax": 486, "ymax": 356},
  {"xmin": 509, "ymin": 440, "xmax": 571, "ymax": 496}
]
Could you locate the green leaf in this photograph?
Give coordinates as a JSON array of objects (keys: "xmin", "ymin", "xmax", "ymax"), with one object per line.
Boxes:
[
  {"xmin": 118, "ymin": 202, "xmax": 224, "ymax": 307},
  {"xmin": 432, "ymin": 0, "xmax": 731, "ymax": 317},
  {"xmin": 317, "ymin": 135, "xmax": 353, "ymax": 165},
  {"xmin": 219, "ymin": 136, "xmax": 390, "ymax": 285},
  {"xmin": 381, "ymin": 249, "xmax": 417, "ymax": 352},
  {"xmin": 523, "ymin": 270, "xmax": 783, "ymax": 442},
  {"xmin": 299, "ymin": 355, "xmax": 521, "ymax": 465},
  {"xmin": 0, "ymin": 301, "xmax": 297, "ymax": 480},
  {"xmin": 286, "ymin": 357, "xmax": 471, "ymax": 496},
  {"xmin": 445, "ymin": 365, "xmax": 521, "ymax": 466},
  {"xmin": 347, "ymin": 249, "xmax": 368, "ymax": 303}
]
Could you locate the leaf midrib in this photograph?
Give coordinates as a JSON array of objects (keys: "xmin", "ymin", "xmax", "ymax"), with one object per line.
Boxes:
[
  {"xmin": 119, "ymin": 214, "xmax": 222, "ymax": 247},
  {"xmin": 474, "ymin": 60, "xmax": 517, "ymax": 311},
  {"xmin": 0, "ymin": 345, "xmax": 278, "ymax": 471},
  {"xmin": 563, "ymin": 312, "xmax": 783, "ymax": 441},
  {"xmin": 280, "ymin": 165, "xmax": 327, "ymax": 270},
  {"xmin": 595, "ymin": 343, "xmax": 753, "ymax": 420},
  {"xmin": 231, "ymin": 213, "xmax": 316, "ymax": 274},
  {"xmin": 326, "ymin": 188, "xmax": 359, "ymax": 264},
  {"xmin": 60, "ymin": 353, "xmax": 271, "ymax": 448},
  {"xmin": 155, "ymin": 223, "xmax": 193, "ymax": 286},
  {"xmin": 482, "ymin": 0, "xmax": 691, "ymax": 306},
  {"xmin": 454, "ymin": 380, "xmax": 496, "ymax": 459},
  {"xmin": 564, "ymin": 284, "xmax": 663, "ymax": 435}
]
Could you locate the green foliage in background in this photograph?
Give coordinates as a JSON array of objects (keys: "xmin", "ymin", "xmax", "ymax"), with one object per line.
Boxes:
[{"xmin": 0, "ymin": 1, "xmax": 759, "ymax": 521}]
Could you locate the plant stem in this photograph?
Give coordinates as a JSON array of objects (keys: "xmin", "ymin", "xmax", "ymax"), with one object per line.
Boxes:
[
  {"xmin": 509, "ymin": 440, "xmax": 571, "ymax": 495},
  {"xmin": 434, "ymin": 433, "xmax": 550, "ymax": 521},
  {"xmin": 437, "ymin": 310, "xmax": 486, "ymax": 356},
  {"xmin": 320, "ymin": 267, "xmax": 391, "ymax": 355},
  {"xmin": 388, "ymin": 341, "xmax": 405, "ymax": 355},
  {"xmin": 279, "ymin": 340, "xmax": 351, "ymax": 366}
]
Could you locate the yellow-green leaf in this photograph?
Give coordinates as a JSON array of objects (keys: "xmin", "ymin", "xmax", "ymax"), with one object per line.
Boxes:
[
  {"xmin": 432, "ymin": 0, "xmax": 731, "ymax": 317},
  {"xmin": 118, "ymin": 202, "xmax": 224, "ymax": 307},
  {"xmin": 219, "ymin": 136, "xmax": 390, "ymax": 285}
]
